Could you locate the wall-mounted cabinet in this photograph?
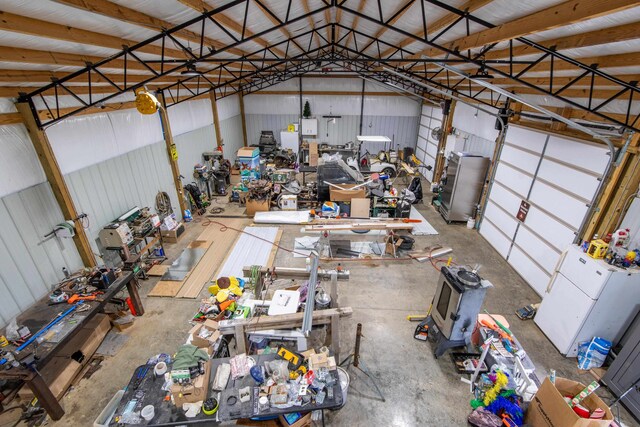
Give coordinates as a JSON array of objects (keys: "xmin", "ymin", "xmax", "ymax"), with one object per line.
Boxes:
[{"xmin": 301, "ymin": 118, "xmax": 317, "ymax": 136}]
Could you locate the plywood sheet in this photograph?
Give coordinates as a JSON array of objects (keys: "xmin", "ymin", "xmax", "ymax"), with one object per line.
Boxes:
[
  {"xmin": 148, "ymin": 280, "xmax": 183, "ymax": 297},
  {"xmin": 350, "ymin": 198, "xmax": 370, "ymax": 218},
  {"xmin": 175, "ymin": 219, "xmax": 249, "ymax": 298},
  {"xmin": 147, "ymin": 265, "xmax": 168, "ymax": 276}
]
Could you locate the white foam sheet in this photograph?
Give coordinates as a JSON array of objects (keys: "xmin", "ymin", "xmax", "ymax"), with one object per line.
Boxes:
[
  {"xmin": 410, "ymin": 207, "xmax": 438, "ymax": 235},
  {"xmin": 294, "ymin": 236, "xmax": 320, "ymax": 258},
  {"xmin": 215, "ymin": 226, "xmax": 279, "ymax": 279},
  {"xmin": 254, "ymin": 210, "xmax": 311, "ymax": 224}
]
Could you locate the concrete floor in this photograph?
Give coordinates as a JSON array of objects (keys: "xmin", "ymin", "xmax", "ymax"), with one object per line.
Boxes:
[{"xmin": 42, "ymin": 194, "xmax": 638, "ymax": 426}]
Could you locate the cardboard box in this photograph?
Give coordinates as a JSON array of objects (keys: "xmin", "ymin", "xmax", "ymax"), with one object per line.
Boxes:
[
  {"xmin": 525, "ymin": 377, "xmax": 613, "ymax": 427},
  {"xmin": 329, "ymin": 184, "xmax": 366, "ymax": 202},
  {"xmin": 246, "ymin": 198, "xmax": 270, "ymax": 217},
  {"xmin": 350, "ymin": 198, "xmax": 370, "ymax": 218},
  {"xmin": 161, "ymin": 222, "xmax": 185, "ymax": 243},
  {"xmin": 279, "ymin": 412, "xmax": 311, "ymax": 427},
  {"xmin": 237, "ymin": 147, "xmax": 260, "ymax": 157},
  {"xmin": 189, "ymin": 320, "xmax": 221, "ymax": 348},
  {"xmin": 171, "ymin": 359, "xmax": 211, "ymax": 406},
  {"xmin": 309, "ymin": 142, "xmax": 318, "ymax": 166}
]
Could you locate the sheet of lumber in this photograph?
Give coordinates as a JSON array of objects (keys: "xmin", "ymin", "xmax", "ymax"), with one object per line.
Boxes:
[
  {"xmin": 266, "ymin": 229, "xmax": 283, "ymax": 268},
  {"xmin": 176, "ymin": 219, "xmax": 248, "ymax": 298},
  {"xmin": 147, "ymin": 280, "xmax": 183, "ymax": 297},
  {"xmin": 147, "ymin": 265, "xmax": 169, "ymax": 276},
  {"xmin": 305, "ymin": 223, "xmax": 413, "ymax": 231},
  {"xmin": 218, "ymin": 307, "xmax": 353, "ymax": 334}
]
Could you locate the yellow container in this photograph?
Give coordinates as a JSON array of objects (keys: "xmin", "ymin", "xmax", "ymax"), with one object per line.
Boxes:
[
  {"xmin": 587, "ymin": 239, "xmax": 609, "ymax": 259},
  {"xmin": 0, "ymin": 335, "xmax": 8, "ymax": 347}
]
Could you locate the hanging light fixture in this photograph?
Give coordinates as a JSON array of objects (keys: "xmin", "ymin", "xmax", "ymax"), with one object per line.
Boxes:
[{"xmin": 180, "ymin": 62, "xmax": 203, "ymax": 77}]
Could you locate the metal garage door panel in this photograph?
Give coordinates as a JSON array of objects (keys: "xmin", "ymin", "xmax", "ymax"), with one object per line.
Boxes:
[
  {"xmin": 499, "ymin": 144, "xmax": 541, "ymax": 175},
  {"xmin": 421, "ymin": 105, "xmax": 433, "ymax": 116},
  {"xmin": 431, "ymin": 108, "xmax": 443, "ymax": 121},
  {"xmin": 524, "ymin": 206, "xmax": 576, "ymax": 252},
  {"xmin": 506, "ymin": 126, "xmax": 547, "ymax": 153},
  {"xmin": 514, "ymin": 226, "xmax": 559, "ymax": 274},
  {"xmin": 529, "ymin": 180, "xmax": 589, "ymax": 226},
  {"xmin": 484, "ymin": 200, "xmax": 519, "ymax": 237},
  {"xmin": 417, "ymin": 136, "xmax": 427, "ymax": 152},
  {"xmin": 494, "ymin": 163, "xmax": 532, "ymax": 198},
  {"xmin": 426, "ymin": 141, "xmax": 438, "ymax": 158},
  {"xmin": 537, "ymin": 159, "xmax": 600, "ymax": 201},
  {"xmin": 419, "ymin": 124, "xmax": 430, "ymax": 140},
  {"xmin": 545, "ymin": 136, "xmax": 609, "ymax": 174},
  {"xmin": 479, "ymin": 219, "xmax": 513, "ymax": 258},
  {"xmin": 508, "ymin": 245, "xmax": 552, "ymax": 296},
  {"xmin": 489, "ymin": 182, "xmax": 523, "ymax": 214}
]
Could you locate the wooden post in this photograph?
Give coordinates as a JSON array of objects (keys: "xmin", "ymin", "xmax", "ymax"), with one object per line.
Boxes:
[
  {"xmin": 433, "ymin": 99, "xmax": 456, "ymax": 183},
  {"xmin": 238, "ymin": 91, "xmax": 248, "ymax": 147},
  {"xmin": 16, "ymin": 101, "xmax": 96, "ymax": 267},
  {"xmin": 157, "ymin": 92, "xmax": 188, "ymax": 218},
  {"xmin": 209, "ymin": 91, "xmax": 223, "ymax": 152}
]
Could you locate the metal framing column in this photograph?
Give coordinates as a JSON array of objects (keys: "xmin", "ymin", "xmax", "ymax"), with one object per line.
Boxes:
[
  {"xmin": 238, "ymin": 91, "xmax": 248, "ymax": 147},
  {"xmin": 359, "ymin": 79, "xmax": 365, "ymax": 135},
  {"xmin": 209, "ymin": 91, "xmax": 224, "ymax": 152},
  {"xmin": 157, "ymin": 91, "xmax": 188, "ymax": 218},
  {"xmin": 16, "ymin": 101, "xmax": 97, "ymax": 268}
]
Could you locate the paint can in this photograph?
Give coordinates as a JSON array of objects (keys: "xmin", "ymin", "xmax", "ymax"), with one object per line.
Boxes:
[
  {"xmin": 467, "ymin": 217, "xmax": 476, "ymax": 229},
  {"xmin": 335, "ymin": 367, "xmax": 350, "ymax": 409}
]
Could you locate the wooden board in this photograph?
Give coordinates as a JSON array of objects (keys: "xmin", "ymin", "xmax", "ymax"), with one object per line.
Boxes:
[
  {"xmin": 147, "ymin": 265, "xmax": 169, "ymax": 276},
  {"xmin": 175, "ymin": 219, "xmax": 249, "ymax": 298},
  {"xmin": 266, "ymin": 229, "xmax": 283, "ymax": 268},
  {"xmin": 187, "ymin": 240, "xmax": 212, "ymax": 249},
  {"xmin": 147, "ymin": 280, "xmax": 183, "ymax": 297},
  {"xmin": 305, "ymin": 223, "xmax": 413, "ymax": 231},
  {"xmin": 350, "ymin": 198, "xmax": 370, "ymax": 218}
]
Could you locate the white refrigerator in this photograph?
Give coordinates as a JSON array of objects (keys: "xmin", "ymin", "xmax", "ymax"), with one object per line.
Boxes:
[{"xmin": 534, "ymin": 245, "xmax": 640, "ymax": 357}]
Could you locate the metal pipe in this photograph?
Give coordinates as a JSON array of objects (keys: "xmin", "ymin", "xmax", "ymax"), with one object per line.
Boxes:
[
  {"xmin": 16, "ymin": 303, "xmax": 80, "ymax": 353},
  {"xmin": 301, "ymin": 255, "xmax": 319, "ymax": 336}
]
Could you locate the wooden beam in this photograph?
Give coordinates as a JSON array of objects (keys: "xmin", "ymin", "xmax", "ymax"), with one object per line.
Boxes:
[
  {"xmin": 417, "ymin": 0, "xmax": 637, "ymax": 59},
  {"xmin": 177, "ymin": 0, "xmax": 287, "ymax": 58},
  {"xmin": 53, "ymin": 0, "xmax": 251, "ymax": 59},
  {"xmin": 484, "ymin": 20, "xmax": 640, "ymax": 60},
  {"xmin": 301, "ymin": 0, "xmax": 322, "ymax": 49},
  {"xmin": 209, "ymin": 91, "xmax": 223, "ymax": 152},
  {"xmin": 582, "ymin": 134, "xmax": 640, "ymax": 240},
  {"xmin": 238, "ymin": 92, "xmax": 248, "ymax": 147},
  {"xmin": 0, "ymin": 11, "xmax": 186, "ymax": 59},
  {"xmin": 15, "ymin": 101, "xmax": 97, "ymax": 267},
  {"xmin": 346, "ymin": 0, "xmax": 368, "ymax": 49},
  {"xmin": 378, "ymin": 0, "xmax": 493, "ymax": 58},
  {"xmin": 491, "ymin": 51, "xmax": 640, "ymax": 74},
  {"xmin": 157, "ymin": 92, "xmax": 188, "ymax": 219}
]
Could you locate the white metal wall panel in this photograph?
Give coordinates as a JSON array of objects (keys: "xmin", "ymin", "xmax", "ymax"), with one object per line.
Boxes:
[
  {"xmin": 452, "ymin": 103, "xmax": 499, "ymax": 142},
  {"xmin": 220, "ymin": 115, "xmax": 245, "ymax": 160},
  {"xmin": 0, "ymin": 124, "xmax": 46, "ymax": 198},
  {"xmin": 361, "ymin": 115, "xmax": 419, "ymax": 152},
  {"xmin": 245, "ymin": 114, "xmax": 299, "ymax": 146},
  {"xmin": 479, "ymin": 124, "xmax": 607, "ymax": 297},
  {"xmin": 65, "ymin": 142, "xmax": 179, "ymax": 255},
  {"xmin": 0, "ymin": 183, "xmax": 83, "ymax": 328},
  {"xmin": 175, "ymin": 125, "xmax": 216, "ymax": 175}
]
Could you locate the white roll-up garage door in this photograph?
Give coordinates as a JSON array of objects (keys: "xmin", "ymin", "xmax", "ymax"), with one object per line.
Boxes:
[
  {"xmin": 479, "ymin": 125, "xmax": 609, "ymax": 296},
  {"xmin": 415, "ymin": 104, "xmax": 443, "ymax": 182}
]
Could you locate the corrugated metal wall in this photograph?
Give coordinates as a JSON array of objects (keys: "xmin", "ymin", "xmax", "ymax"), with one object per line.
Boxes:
[
  {"xmin": 65, "ymin": 142, "xmax": 179, "ymax": 255},
  {"xmin": 245, "ymin": 114, "xmax": 299, "ymax": 146},
  {"xmin": 220, "ymin": 115, "xmax": 245, "ymax": 159},
  {"xmin": 175, "ymin": 124, "xmax": 216, "ymax": 175},
  {"xmin": 0, "ymin": 183, "xmax": 83, "ymax": 327}
]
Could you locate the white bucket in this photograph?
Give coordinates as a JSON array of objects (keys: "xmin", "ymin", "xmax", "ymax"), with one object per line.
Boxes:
[
  {"xmin": 336, "ymin": 367, "xmax": 350, "ymax": 408},
  {"xmin": 467, "ymin": 217, "xmax": 476, "ymax": 229}
]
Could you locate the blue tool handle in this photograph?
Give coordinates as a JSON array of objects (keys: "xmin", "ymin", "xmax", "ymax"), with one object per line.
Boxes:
[{"xmin": 16, "ymin": 303, "xmax": 80, "ymax": 352}]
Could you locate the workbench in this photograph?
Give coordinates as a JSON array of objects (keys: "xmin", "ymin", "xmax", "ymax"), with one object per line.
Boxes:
[
  {"xmin": 0, "ymin": 271, "xmax": 143, "ymax": 421},
  {"xmin": 110, "ymin": 353, "xmax": 343, "ymax": 426}
]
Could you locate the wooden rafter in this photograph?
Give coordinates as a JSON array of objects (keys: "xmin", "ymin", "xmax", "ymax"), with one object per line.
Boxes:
[
  {"xmin": 0, "ymin": 11, "xmax": 186, "ymax": 59},
  {"xmin": 365, "ymin": 0, "xmax": 415, "ymax": 53},
  {"xmin": 301, "ymin": 0, "xmax": 321, "ymax": 49},
  {"xmin": 346, "ymin": 0, "xmax": 367, "ymax": 50},
  {"xmin": 176, "ymin": 0, "xmax": 287, "ymax": 57},
  {"xmin": 484, "ymin": 20, "xmax": 640, "ymax": 60},
  {"xmin": 378, "ymin": 0, "xmax": 493, "ymax": 58},
  {"xmin": 415, "ymin": 0, "xmax": 638, "ymax": 59},
  {"xmin": 53, "ymin": 0, "xmax": 251, "ymax": 59}
]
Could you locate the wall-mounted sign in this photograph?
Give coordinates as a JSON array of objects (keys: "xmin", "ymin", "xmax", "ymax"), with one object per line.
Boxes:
[{"xmin": 516, "ymin": 200, "xmax": 530, "ymax": 222}]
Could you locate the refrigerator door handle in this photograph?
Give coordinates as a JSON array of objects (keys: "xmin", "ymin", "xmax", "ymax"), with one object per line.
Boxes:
[{"xmin": 546, "ymin": 250, "xmax": 569, "ymax": 294}]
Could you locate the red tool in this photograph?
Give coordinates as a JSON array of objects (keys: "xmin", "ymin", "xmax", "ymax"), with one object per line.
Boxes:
[
  {"xmin": 126, "ymin": 297, "xmax": 138, "ymax": 316},
  {"xmin": 480, "ymin": 319, "xmax": 514, "ymax": 343}
]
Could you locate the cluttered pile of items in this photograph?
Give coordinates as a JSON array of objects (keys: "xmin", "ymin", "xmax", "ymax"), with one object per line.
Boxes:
[{"xmin": 413, "ymin": 263, "xmax": 621, "ymax": 426}]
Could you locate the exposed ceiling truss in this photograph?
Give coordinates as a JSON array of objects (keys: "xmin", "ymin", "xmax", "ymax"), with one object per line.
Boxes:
[{"xmin": 14, "ymin": 0, "xmax": 640, "ymax": 133}]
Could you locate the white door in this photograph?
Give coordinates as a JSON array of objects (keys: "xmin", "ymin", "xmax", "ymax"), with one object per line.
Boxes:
[{"xmin": 534, "ymin": 273, "xmax": 595, "ymax": 355}]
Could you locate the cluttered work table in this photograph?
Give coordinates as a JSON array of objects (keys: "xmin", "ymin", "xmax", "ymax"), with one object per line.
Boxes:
[
  {"xmin": 0, "ymin": 270, "xmax": 142, "ymax": 420},
  {"xmin": 110, "ymin": 352, "xmax": 343, "ymax": 426}
]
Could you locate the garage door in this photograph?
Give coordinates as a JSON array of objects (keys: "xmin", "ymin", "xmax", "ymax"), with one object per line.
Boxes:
[
  {"xmin": 416, "ymin": 104, "xmax": 443, "ymax": 182},
  {"xmin": 479, "ymin": 125, "xmax": 609, "ymax": 296}
]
